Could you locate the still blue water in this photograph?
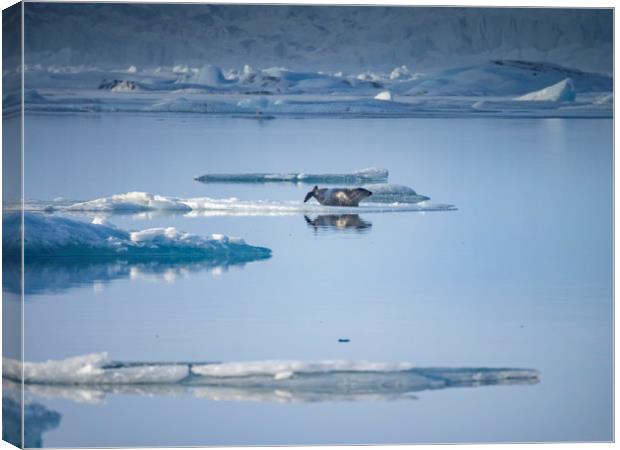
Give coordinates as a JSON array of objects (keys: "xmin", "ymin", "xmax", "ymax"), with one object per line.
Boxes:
[{"xmin": 6, "ymin": 114, "xmax": 614, "ymax": 445}]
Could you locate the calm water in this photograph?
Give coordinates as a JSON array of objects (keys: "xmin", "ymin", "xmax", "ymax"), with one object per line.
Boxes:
[{"xmin": 5, "ymin": 114, "xmax": 613, "ymax": 445}]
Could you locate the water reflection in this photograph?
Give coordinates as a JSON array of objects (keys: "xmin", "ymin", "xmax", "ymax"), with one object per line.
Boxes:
[
  {"xmin": 7, "ymin": 370, "xmax": 539, "ymax": 404},
  {"xmin": 304, "ymin": 214, "xmax": 372, "ymax": 233},
  {"xmin": 3, "ymin": 257, "xmax": 251, "ymax": 296},
  {"xmin": 2, "ymin": 396, "xmax": 61, "ymax": 448}
]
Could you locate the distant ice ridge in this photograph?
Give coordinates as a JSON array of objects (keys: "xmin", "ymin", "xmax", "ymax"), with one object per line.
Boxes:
[
  {"xmin": 195, "ymin": 167, "xmax": 388, "ymax": 184},
  {"xmin": 3, "ymin": 354, "xmax": 540, "ymax": 400},
  {"xmin": 13, "ymin": 59, "xmax": 612, "ymax": 119},
  {"xmin": 3, "ymin": 212, "xmax": 272, "ymax": 260},
  {"xmin": 516, "ymin": 78, "xmax": 576, "ymax": 102}
]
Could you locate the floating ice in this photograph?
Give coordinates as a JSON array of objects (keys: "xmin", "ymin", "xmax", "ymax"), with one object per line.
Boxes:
[
  {"xmin": 4, "ymin": 353, "xmax": 189, "ymax": 385},
  {"xmin": 374, "ymin": 90, "xmax": 393, "ymax": 101},
  {"xmin": 68, "ymin": 191, "xmax": 192, "ymax": 212},
  {"xmin": 516, "ymin": 77, "xmax": 576, "ymax": 102},
  {"xmin": 195, "ymin": 167, "xmax": 389, "ymax": 184},
  {"xmin": 237, "ymin": 96, "xmax": 270, "ymax": 110},
  {"xmin": 21, "ymin": 192, "xmax": 455, "ymax": 217},
  {"xmin": 191, "ymin": 64, "xmax": 227, "ymax": 87},
  {"xmin": 3, "ymin": 212, "xmax": 272, "ymax": 260},
  {"xmin": 3, "ymin": 354, "xmax": 540, "ymax": 403},
  {"xmin": 363, "ymin": 183, "xmax": 430, "ymax": 204},
  {"xmin": 392, "ymin": 61, "xmax": 610, "ymax": 97},
  {"xmin": 147, "ymin": 97, "xmax": 210, "ymax": 113},
  {"xmin": 190, "ymin": 360, "xmax": 416, "ymax": 378}
]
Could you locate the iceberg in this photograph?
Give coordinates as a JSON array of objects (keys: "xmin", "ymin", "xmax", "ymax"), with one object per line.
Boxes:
[
  {"xmin": 3, "ymin": 353, "xmax": 540, "ymax": 404},
  {"xmin": 516, "ymin": 77, "xmax": 576, "ymax": 102},
  {"xmin": 3, "ymin": 213, "xmax": 272, "ymax": 261},
  {"xmin": 195, "ymin": 167, "xmax": 389, "ymax": 184},
  {"xmin": 392, "ymin": 61, "xmax": 610, "ymax": 97}
]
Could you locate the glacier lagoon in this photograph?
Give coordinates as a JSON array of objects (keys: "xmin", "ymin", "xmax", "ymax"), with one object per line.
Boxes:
[{"xmin": 5, "ymin": 113, "xmax": 613, "ymax": 445}]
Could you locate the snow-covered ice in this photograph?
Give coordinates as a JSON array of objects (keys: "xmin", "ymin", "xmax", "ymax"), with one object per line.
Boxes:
[
  {"xmin": 3, "ymin": 353, "xmax": 540, "ymax": 398},
  {"xmin": 374, "ymin": 91, "xmax": 393, "ymax": 101},
  {"xmin": 3, "ymin": 212, "xmax": 272, "ymax": 260},
  {"xmin": 10, "ymin": 59, "xmax": 611, "ymax": 118},
  {"xmin": 20, "ymin": 190, "xmax": 454, "ymax": 216},
  {"xmin": 516, "ymin": 78, "xmax": 576, "ymax": 102}
]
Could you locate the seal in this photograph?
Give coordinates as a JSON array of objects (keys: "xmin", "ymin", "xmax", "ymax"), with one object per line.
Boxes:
[{"xmin": 303, "ymin": 186, "xmax": 372, "ymax": 207}]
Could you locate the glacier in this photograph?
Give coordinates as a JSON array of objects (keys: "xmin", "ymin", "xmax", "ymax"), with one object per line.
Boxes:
[
  {"xmin": 3, "ymin": 5, "xmax": 611, "ymax": 119},
  {"xmin": 19, "ymin": 5, "xmax": 612, "ymax": 73},
  {"xmin": 3, "ymin": 212, "xmax": 272, "ymax": 260},
  {"xmin": 3, "ymin": 353, "xmax": 540, "ymax": 403}
]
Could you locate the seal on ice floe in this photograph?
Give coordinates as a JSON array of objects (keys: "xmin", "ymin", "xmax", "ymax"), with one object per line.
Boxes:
[{"xmin": 303, "ymin": 186, "xmax": 372, "ymax": 207}]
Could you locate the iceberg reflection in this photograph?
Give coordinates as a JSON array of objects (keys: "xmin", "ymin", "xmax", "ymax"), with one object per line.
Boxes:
[
  {"xmin": 3, "ymin": 257, "xmax": 251, "ymax": 295},
  {"xmin": 2, "ymin": 395, "xmax": 61, "ymax": 448}
]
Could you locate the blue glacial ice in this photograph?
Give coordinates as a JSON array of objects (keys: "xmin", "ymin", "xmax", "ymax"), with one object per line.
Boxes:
[
  {"xmin": 195, "ymin": 167, "xmax": 388, "ymax": 184},
  {"xmin": 363, "ymin": 183, "xmax": 430, "ymax": 204},
  {"xmin": 3, "ymin": 212, "xmax": 272, "ymax": 260}
]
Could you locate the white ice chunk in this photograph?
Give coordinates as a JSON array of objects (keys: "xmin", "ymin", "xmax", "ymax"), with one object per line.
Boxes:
[
  {"xmin": 4, "ymin": 353, "xmax": 189, "ymax": 384},
  {"xmin": 374, "ymin": 90, "xmax": 393, "ymax": 101},
  {"xmin": 516, "ymin": 77, "xmax": 576, "ymax": 102}
]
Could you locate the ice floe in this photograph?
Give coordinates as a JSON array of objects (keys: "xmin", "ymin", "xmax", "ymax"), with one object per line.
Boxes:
[
  {"xmin": 195, "ymin": 167, "xmax": 388, "ymax": 184},
  {"xmin": 3, "ymin": 212, "xmax": 272, "ymax": 260},
  {"xmin": 3, "ymin": 353, "xmax": 540, "ymax": 403},
  {"xmin": 26, "ymin": 193, "xmax": 453, "ymax": 216},
  {"xmin": 4, "ymin": 353, "xmax": 189, "ymax": 385},
  {"xmin": 68, "ymin": 192, "xmax": 192, "ymax": 212},
  {"xmin": 363, "ymin": 183, "xmax": 430, "ymax": 204}
]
